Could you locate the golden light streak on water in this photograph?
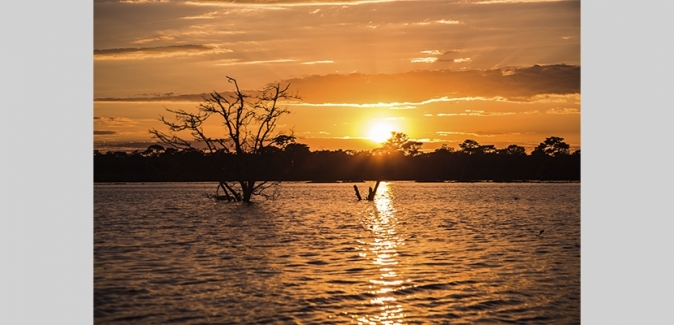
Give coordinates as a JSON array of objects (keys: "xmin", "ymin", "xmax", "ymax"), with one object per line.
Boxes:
[{"xmin": 356, "ymin": 182, "xmax": 408, "ymax": 325}]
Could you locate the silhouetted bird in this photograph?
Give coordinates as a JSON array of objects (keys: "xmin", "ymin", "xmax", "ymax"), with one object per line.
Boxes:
[{"xmin": 536, "ymin": 230, "xmax": 544, "ymax": 236}]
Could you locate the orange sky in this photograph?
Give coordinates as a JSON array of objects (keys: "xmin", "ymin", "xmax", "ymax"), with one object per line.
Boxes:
[{"xmin": 94, "ymin": 0, "xmax": 580, "ymax": 153}]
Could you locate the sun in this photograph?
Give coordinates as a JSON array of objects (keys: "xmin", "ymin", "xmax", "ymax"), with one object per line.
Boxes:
[{"xmin": 367, "ymin": 122, "xmax": 395, "ymax": 143}]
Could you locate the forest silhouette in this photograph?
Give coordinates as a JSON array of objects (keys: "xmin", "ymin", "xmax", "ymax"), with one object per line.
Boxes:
[{"xmin": 94, "ymin": 135, "xmax": 580, "ymax": 183}]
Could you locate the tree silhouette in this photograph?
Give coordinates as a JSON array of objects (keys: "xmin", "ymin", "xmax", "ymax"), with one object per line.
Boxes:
[
  {"xmin": 149, "ymin": 76, "xmax": 299, "ymax": 202},
  {"xmin": 499, "ymin": 144, "xmax": 527, "ymax": 156},
  {"xmin": 533, "ymin": 136, "xmax": 570, "ymax": 157},
  {"xmin": 376, "ymin": 132, "xmax": 423, "ymax": 156},
  {"xmin": 95, "ymin": 135, "xmax": 580, "ymax": 183},
  {"xmin": 459, "ymin": 139, "xmax": 480, "ymax": 155}
]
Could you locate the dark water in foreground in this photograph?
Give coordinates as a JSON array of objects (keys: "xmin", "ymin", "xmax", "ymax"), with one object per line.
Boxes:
[{"xmin": 94, "ymin": 182, "xmax": 580, "ymax": 324}]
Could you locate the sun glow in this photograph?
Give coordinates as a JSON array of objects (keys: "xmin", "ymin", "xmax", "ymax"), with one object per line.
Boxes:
[{"xmin": 367, "ymin": 122, "xmax": 395, "ymax": 143}]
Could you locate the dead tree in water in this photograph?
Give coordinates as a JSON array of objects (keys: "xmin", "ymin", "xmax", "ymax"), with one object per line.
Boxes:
[
  {"xmin": 367, "ymin": 180, "xmax": 381, "ymax": 201},
  {"xmin": 150, "ymin": 76, "xmax": 299, "ymax": 203},
  {"xmin": 353, "ymin": 180, "xmax": 381, "ymax": 201}
]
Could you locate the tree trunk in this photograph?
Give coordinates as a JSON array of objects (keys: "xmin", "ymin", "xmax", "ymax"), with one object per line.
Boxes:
[
  {"xmin": 366, "ymin": 180, "xmax": 381, "ymax": 201},
  {"xmin": 353, "ymin": 185, "xmax": 362, "ymax": 200},
  {"xmin": 241, "ymin": 180, "xmax": 254, "ymax": 203},
  {"xmin": 242, "ymin": 190, "xmax": 252, "ymax": 203}
]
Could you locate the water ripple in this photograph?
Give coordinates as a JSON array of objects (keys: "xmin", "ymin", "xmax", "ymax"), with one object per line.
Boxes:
[{"xmin": 95, "ymin": 182, "xmax": 579, "ymax": 324}]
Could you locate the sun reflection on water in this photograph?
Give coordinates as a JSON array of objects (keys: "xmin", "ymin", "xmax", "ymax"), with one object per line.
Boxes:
[{"xmin": 357, "ymin": 182, "xmax": 409, "ymax": 325}]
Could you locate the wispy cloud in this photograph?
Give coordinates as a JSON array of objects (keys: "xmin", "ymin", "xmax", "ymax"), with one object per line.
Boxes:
[
  {"xmin": 411, "ymin": 57, "xmax": 438, "ymax": 63},
  {"xmin": 546, "ymin": 107, "xmax": 580, "ymax": 114},
  {"xmin": 288, "ymin": 96, "xmax": 509, "ymax": 109},
  {"xmin": 184, "ymin": 0, "xmax": 397, "ymax": 8},
  {"xmin": 215, "ymin": 58, "xmax": 296, "ymax": 66},
  {"xmin": 436, "ymin": 110, "xmax": 517, "ymax": 116},
  {"xmin": 119, "ymin": 0, "xmax": 169, "ymax": 3},
  {"xmin": 302, "ymin": 60, "xmax": 334, "ymax": 65},
  {"xmin": 94, "ymin": 141, "xmax": 165, "ymax": 153},
  {"xmin": 180, "ymin": 29, "xmax": 245, "ymax": 36},
  {"xmin": 474, "ymin": 0, "xmax": 568, "ymax": 3},
  {"xmin": 420, "ymin": 50, "xmax": 442, "ymax": 55},
  {"xmin": 94, "ymin": 116, "xmax": 137, "ymax": 125},
  {"xmin": 180, "ymin": 11, "xmax": 218, "ymax": 19},
  {"xmin": 436, "ymin": 131, "xmax": 524, "ymax": 137},
  {"xmin": 530, "ymin": 93, "xmax": 580, "ymax": 103},
  {"xmin": 304, "ymin": 135, "xmax": 369, "ymax": 140},
  {"xmin": 95, "ymin": 93, "xmax": 211, "ymax": 102},
  {"xmin": 437, "ymin": 131, "xmax": 480, "ymax": 137},
  {"xmin": 132, "ymin": 35, "xmax": 175, "ymax": 44},
  {"xmin": 94, "ymin": 130, "xmax": 118, "ymax": 135},
  {"xmin": 436, "ymin": 19, "xmax": 462, "ymax": 24},
  {"xmin": 454, "ymin": 58, "xmax": 472, "ymax": 63},
  {"xmin": 94, "ymin": 44, "xmax": 232, "ymax": 60}
]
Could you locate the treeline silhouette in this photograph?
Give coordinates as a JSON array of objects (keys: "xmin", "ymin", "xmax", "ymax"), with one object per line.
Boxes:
[{"xmin": 94, "ymin": 136, "xmax": 580, "ymax": 182}]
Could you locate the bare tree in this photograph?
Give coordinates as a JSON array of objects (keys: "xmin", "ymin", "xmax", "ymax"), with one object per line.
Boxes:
[{"xmin": 149, "ymin": 76, "xmax": 299, "ymax": 202}]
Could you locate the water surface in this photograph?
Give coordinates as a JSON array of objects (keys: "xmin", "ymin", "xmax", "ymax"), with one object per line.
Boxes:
[{"xmin": 95, "ymin": 182, "xmax": 580, "ymax": 324}]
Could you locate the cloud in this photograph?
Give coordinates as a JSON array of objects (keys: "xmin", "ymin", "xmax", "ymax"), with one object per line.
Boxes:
[
  {"xmin": 132, "ymin": 35, "xmax": 175, "ymax": 44},
  {"xmin": 546, "ymin": 107, "xmax": 580, "ymax": 114},
  {"xmin": 411, "ymin": 57, "xmax": 438, "ymax": 63},
  {"xmin": 94, "ymin": 141, "xmax": 164, "ymax": 153},
  {"xmin": 180, "ymin": 11, "xmax": 219, "ymax": 19},
  {"xmin": 281, "ymin": 64, "xmax": 580, "ymax": 104},
  {"xmin": 473, "ymin": 0, "xmax": 568, "ymax": 3},
  {"xmin": 288, "ymin": 96, "xmax": 508, "ymax": 109},
  {"xmin": 420, "ymin": 50, "xmax": 442, "ymax": 55},
  {"xmin": 437, "ymin": 131, "xmax": 480, "ymax": 136},
  {"xmin": 215, "ymin": 58, "xmax": 296, "ymax": 66},
  {"xmin": 436, "ymin": 110, "xmax": 517, "ymax": 117},
  {"xmin": 453, "ymin": 58, "xmax": 472, "ymax": 63},
  {"xmin": 94, "ymin": 130, "xmax": 118, "ymax": 135},
  {"xmin": 95, "ymin": 65, "xmax": 580, "ymax": 105},
  {"xmin": 94, "ymin": 93, "xmax": 211, "ymax": 102},
  {"xmin": 119, "ymin": 0, "xmax": 169, "ymax": 3},
  {"xmin": 94, "ymin": 44, "xmax": 232, "ymax": 60},
  {"xmin": 529, "ymin": 93, "xmax": 580, "ymax": 103},
  {"xmin": 436, "ymin": 131, "xmax": 525, "ymax": 137},
  {"xmin": 436, "ymin": 19, "xmax": 461, "ymax": 24},
  {"xmin": 94, "ymin": 116, "xmax": 136, "ymax": 124},
  {"xmin": 179, "ymin": 29, "xmax": 245, "ymax": 36},
  {"xmin": 184, "ymin": 0, "xmax": 399, "ymax": 7},
  {"xmin": 302, "ymin": 60, "xmax": 334, "ymax": 65}
]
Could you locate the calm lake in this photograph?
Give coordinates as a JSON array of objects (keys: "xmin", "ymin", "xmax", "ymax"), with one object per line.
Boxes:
[{"xmin": 94, "ymin": 182, "xmax": 580, "ymax": 324}]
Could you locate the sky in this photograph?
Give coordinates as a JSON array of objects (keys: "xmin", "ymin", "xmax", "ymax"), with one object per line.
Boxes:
[{"xmin": 94, "ymin": 0, "xmax": 580, "ymax": 153}]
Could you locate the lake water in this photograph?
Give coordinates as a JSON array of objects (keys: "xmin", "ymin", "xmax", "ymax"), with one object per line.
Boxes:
[{"xmin": 94, "ymin": 182, "xmax": 580, "ymax": 324}]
